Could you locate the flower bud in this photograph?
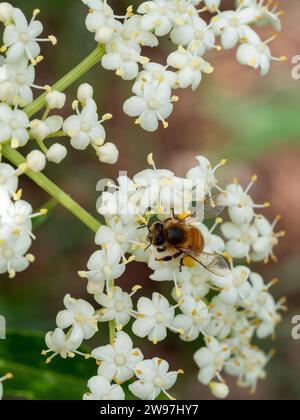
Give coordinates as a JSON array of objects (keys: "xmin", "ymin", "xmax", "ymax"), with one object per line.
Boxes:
[
  {"xmin": 0, "ymin": 2, "xmax": 14, "ymax": 23},
  {"xmin": 95, "ymin": 26, "xmax": 114, "ymax": 44},
  {"xmin": 46, "ymin": 143, "xmax": 67, "ymax": 164},
  {"xmin": 30, "ymin": 119, "xmax": 50, "ymax": 141},
  {"xmin": 98, "ymin": 142, "xmax": 119, "ymax": 165},
  {"xmin": 0, "ymin": 81, "xmax": 14, "ymax": 103},
  {"xmin": 209, "ymin": 382, "xmax": 229, "ymax": 399},
  {"xmin": 45, "ymin": 90, "xmax": 66, "ymax": 110},
  {"xmin": 26, "ymin": 150, "xmax": 46, "ymax": 172},
  {"xmin": 77, "ymin": 83, "xmax": 93, "ymax": 104}
]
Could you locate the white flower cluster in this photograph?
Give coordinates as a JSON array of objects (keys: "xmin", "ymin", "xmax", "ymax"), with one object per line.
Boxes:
[
  {"xmin": 81, "ymin": 0, "xmax": 285, "ymax": 131},
  {"xmin": 0, "ymin": 162, "xmax": 42, "ymax": 278},
  {"xmin": 0, "ymin": 3, "xmax": 119, "ymax": 166},
  {"xmin": 45, "ymin": 154, "xmax": 285, "ymax": 399}
]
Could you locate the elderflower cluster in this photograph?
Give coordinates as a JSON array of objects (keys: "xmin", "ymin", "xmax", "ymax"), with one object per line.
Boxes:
[
  {"xmin": 0, "ymin": 162, "xmax": 43, "ymax": 278},
  {"xmin": 0, "ymin": 3, "xmax": 119, "ymax": 165},
  {"xmin": 81, "ymin": 0, "xmax": 285, "ymax": 131},
  {"xmin": 45, "ymin": 154, "xmax": 285, "ymax": 399}
]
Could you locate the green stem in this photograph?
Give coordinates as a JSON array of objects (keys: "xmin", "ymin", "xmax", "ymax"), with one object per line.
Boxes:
[
  {"xmin": 24, "ymin": 45, "xmax": 105, "ymax": 118},
  {"xmin": 2, "ymin": 144, "xmax": 100, "ymax": 234},
  {"xmin": 108, "ymin": 280, "xmax": 116, "ymax": 343}
]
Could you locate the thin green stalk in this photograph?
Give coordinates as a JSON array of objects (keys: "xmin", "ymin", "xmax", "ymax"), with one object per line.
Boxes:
[
  {"xmin": 2, "ymin": 144, "xmax": 100, "ymax": 233},
  {"xmin": 24, "ymin": 45, "xmax": 105, "ymax": 118},
  {"xmin": 108, "ymin": 279, "xmax": 116, "ymax": 343}
]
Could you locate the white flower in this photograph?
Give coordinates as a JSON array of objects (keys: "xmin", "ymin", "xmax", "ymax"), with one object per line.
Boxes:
[
  {"xmin": 56, "ymin": 294, "xmax": 98, "ymax": 340},
  {"xmin": 251, "ymin": 215, "xmax": 284, "ymax": 263},
  {"xmin": 186, "ymin": 156, "xmax": 227, "ymax": 195},
  {"xmin": 91, "ymin": 331, "xmax": 143, "ymax": 383},
  {"xmin": 129, "ymin": 357, "xmax": 180, "ymax": 400},
  {"xmin": 167, "ymin": 47, "xmax": 214, "ymax": 90},
  {"xmin": 84, "ymin": 1, "xmax": 122, "ymax": 44},
  {"xmin": 221, "ymin": 221, "xmax": 259, "ymax": 260},
  {"xmin": 211, "ymin": 265, "xmax": 252, "ymax": 305},
  {"xmin": 133, "ymin": 62, "xmax": 177, "ymax": 95},
  {"xmin": 3, "ymin": 8, "xmax": 55, "ymax": 64},
  {"xmin": 83, "ymin": 376, "xmax": 125, "ymax": 400},
  {"xmin": 0, "ymin": 103, "xmax": 29, "ymax": 148},
  {"xmin": 220, "ymin": 177, "xmax": 265, "ymax": 225},
  {"xmin": 0, "ymin": 199, "xmax": 38, "ymax": 239},
  {"xmin": 80, "ymin": 246, "xmax": 125, "ymax": 293},
  {"xmin": 132, "ymin": 292, "xmax": 179, "ymax": 343},
  {"xmin": 94, "ymin": 286, "xmax": 134, "ymax": 329},
  {"xmin": 225, "ymin": 345, "xmax": 269, "ymax": 393},
  {"xmin": 248, "ymin": 0, "xmax": 282, "ymax": 31},
  {"xmin": 0, "ymin": 234, "xmax": 32, "ymax": 278},
  {"xmin": 204, "ymin": 296, "xmax": 238, "ymax": 340},
  {"xmin": 63, "ymin": 99, "xmax": 106, "ymax": 150},
  {"xmin": 123, "ymin": 82, "xmax": 173, "ymax": 131},
  {"xmin": 246, "ymin": 272, "xmax": 283, "ymax": 338},
  {"xmin": 95, "ymin": 218, "xmax": 138, "ymax": 255},
  {"xmin": 170, "ymin": 16, "xmax": 216, "ymax": 56},
  {"xmin": 46, "ymin": 143, "xmax": 67, "ymax": 164},
  {"xmin": 194, "ymin": 336, "xmax": 231, "ymax": 384},
  {"xmin": 120, "ymin": 15, "xmax": 158, "ymax": 47},
  {"xmin": 102, "ymin": 37, "xmax": 145, "ymax": 81},
  {"xmin": 173, "ymin": 295, "xmax": 210, "ymax": 341},
  {"xmin": 236, "ymin": 27, "xmax": 285, "ymax": 75},
  {"xmin": 137, "ymin": 1, "xmax": 174, "ymax": 37},
  {"xmin": 175, "ymin": 265, "xmax": 211, "ymax": 298},
  {"xmin": 212, "ymin": 7, "xmax": 256, "ymax": 49},
  {"xmin": 0, "ymin": 163, "xmax": 18, "ymax": 197},
  {"xmin": 43, "ymin": 326, "xmax": 84, "ymax": 364},
  {"xmin": 0, "ymin": 58, "xmax": 35, "ymax": 106}
]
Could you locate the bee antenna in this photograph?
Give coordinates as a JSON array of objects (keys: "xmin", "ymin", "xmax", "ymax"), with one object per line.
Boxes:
[
  {"xmin": 144, "ymin": 243, "xmax": 151, "ymax": 251},
  {"xmin": 137, "ymin": 225, "xmax": 148, "ymax": 230}
]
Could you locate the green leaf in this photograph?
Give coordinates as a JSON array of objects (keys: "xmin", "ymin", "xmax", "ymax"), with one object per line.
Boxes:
[{"xmin": 0, "ymin": 330, "xmax": 97, "ymax": 400}]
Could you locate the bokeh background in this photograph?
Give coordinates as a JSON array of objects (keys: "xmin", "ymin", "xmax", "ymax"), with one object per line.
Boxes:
[{"xmin": 1, "ymin": 0, "xmax": 300, "ymax": 400}]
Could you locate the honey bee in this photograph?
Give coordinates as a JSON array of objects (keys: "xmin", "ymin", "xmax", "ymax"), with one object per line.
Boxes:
[{"xmin": 145, "ymin": 194, "xmax": 230, "ymax": 277}]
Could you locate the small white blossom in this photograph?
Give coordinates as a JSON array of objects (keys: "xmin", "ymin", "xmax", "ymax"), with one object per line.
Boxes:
[
  {"xmin": 173, "ymin": 295, "xmax": 210, "ymax": 341},
  {"xmin": 0, "ymin": 103, "xmax": 29, "ymax": 148},
  {"xmin": 83, "ymin": 376, "xmax": 125, "ymax": 400},
  {"xmin": 94, "ymin": 286, "xmax": 134, "ymax": 329},
  {"xmin": 132, "ymin": 292, "xmax": 179, "ymax": 343},
  {"xmin": 42, "ymin": 326, "xmax": 84, "ymax": 364},
  {"xmin": 56, "ymin": 294, "xmax": 98, "ymax": 340},
  {"xmin": 91, "ymin": 331, "xmax": 143, "ymax": 383},
  {"xmin": 194, "ymin": 336, "xmax": 231, "ymax": 385},
  {"xmin": 129, "ymin": 357, "xmax": 180, "ymax": 400},
  {"xmin": 124, "ymin": 82, "xmax": 174, "ymax": 132}
]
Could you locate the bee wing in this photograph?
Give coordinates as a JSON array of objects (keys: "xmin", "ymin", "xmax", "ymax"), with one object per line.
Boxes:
[
  {"xmin": 178, "ymin": 247, "xmax": 231, "ymax": 277},
  {"xmin": 188, "ymin": 193, "xmax": 226, "ymax": 223}
]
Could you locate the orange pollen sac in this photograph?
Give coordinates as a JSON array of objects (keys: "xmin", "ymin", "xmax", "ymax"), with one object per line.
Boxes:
[
  {"xmin": 178, "ymin": 211, "xmax": 191, "ymax": 221},
  {"xmin": 183, "ymin": 256, "xmax": 196, "ymax": 268}
]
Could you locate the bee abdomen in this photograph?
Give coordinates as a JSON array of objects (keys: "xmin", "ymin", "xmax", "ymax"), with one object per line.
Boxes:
[{"xmin": 186, "ymin": 227, "xmax": 204, "ymax": 252}]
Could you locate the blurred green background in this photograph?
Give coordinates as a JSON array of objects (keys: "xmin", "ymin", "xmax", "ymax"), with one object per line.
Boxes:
[{"xmin": 1, "ymin": 0, "xmax": 300, "ymax": 400}]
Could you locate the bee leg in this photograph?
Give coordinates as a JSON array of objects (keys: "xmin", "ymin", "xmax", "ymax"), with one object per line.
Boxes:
[
  {"xmin": 179, "ymin": 257, "xmax": 185, "ymax": 272},
  {"xmin": 155, "ymin": 251, "xmax": 182, "ymax": 262},
  {"xmin": 157, "ymin": 246, "xmax": 167, "ymax": 253}
]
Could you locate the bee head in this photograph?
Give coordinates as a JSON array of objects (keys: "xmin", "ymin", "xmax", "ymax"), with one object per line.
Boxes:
[{"xmin": 147, "ymin": 222, "xmax": 165, "ymax": 246}]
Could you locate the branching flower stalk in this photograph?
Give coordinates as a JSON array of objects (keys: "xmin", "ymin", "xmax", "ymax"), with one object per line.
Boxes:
[{"xmin": 0, "ymin": 0, "xmax": 287, "ymax": 401}]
